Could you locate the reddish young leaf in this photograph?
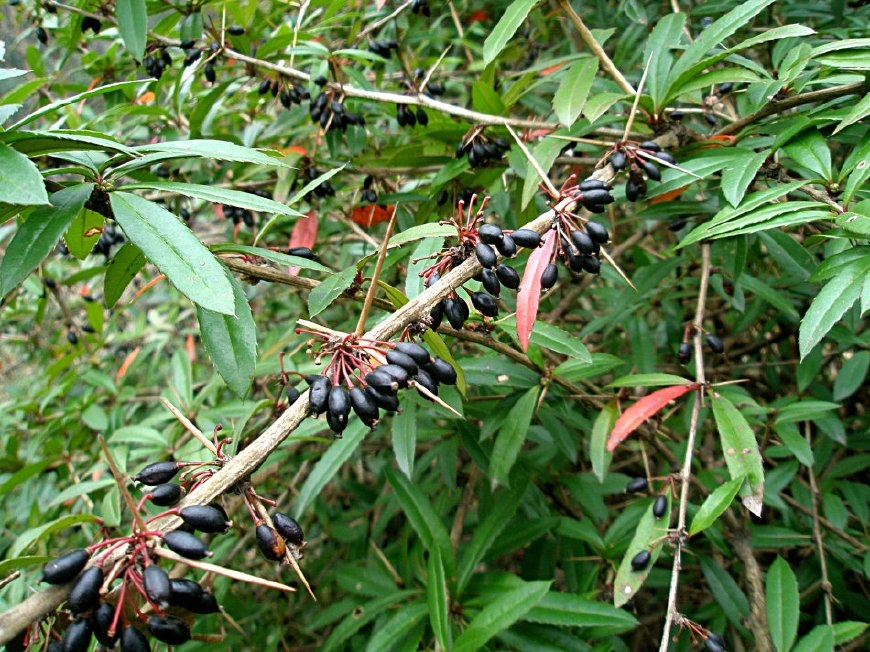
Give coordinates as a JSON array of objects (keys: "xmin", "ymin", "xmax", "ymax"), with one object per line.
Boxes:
[
  {"xmin": 351, "ymin": 204, "xmax": 395, "ymax": 227},
  {"xmin": 287, "ymin": 210, "xmax": 318, "ymax": 276},
  {"xmin": 607, "ymin": 383, "xmax": 699, "ymax": 451},
  {"xmin": 516, "ymin": 229, "xmax": 555, "ymax": 351}
]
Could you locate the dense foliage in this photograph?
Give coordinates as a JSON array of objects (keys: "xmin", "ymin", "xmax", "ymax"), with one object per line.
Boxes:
[{"xmin": 1, "ymin": 0, "xmax": 869, "ymax": 650}]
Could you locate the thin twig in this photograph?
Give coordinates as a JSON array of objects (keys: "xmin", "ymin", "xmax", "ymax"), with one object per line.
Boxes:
[
  {"xmin": 160, "ymin": 397, "xmax": 218, "ymax": 456},
  {"xmin": 98, "ymin": 435, "xmax": 148, "ymax": 534},
  {"xmin": 557, "ymin": 0, "xmax": 635, "ymax": 96},
  {"xmin": 622, "ymin": 53, "xmax": 653, "ymax": 141},
  {"xmin": 153, "ymin": 547, "xmax": 296, "ymax": 593},
  {"xmin": 658, "ymin": 243, "xmax": 711, "ymax": 651},
  {"xmin": 505, "ymin": 124, "xmax": 559, "ymax": 198},
  {"xmin": 805, "ymin": 422, "xmax": 834, "ymax": 625},
  {"xmin": 355, "ymin": 206, "xmax": 399, "ymax": 337}
]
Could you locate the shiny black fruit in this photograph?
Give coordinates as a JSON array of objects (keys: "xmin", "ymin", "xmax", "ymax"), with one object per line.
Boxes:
[
  {"xmin": 480, "ymin": 268, "xmax": 501, "ymax": 297},
  {"xmin": 143, "ymin": 564, "xmax": 172, "ymax": 608},
  {"xmin": 68, "ymin": 566, "xmax": 103, "ymax": 613},
  {"xmin": 706, "ymin": 334, "xmax": 725, "ymax": 354},
  {"xmin": 610, "ymin": 151, "xmax": 626, "ymax": 170},
  {"xmin": 423, "ymin": 358, "xmax": 457, "ymax": 385},
  {"xmin": 134, "ymin": 461, "xmax": 180, "ymax": 486},
  {"xmin": 394, "ymin": 342, "xmax": 431, "ymax": 366},
  {"xmin": 256, "ymin": 524, "xmax": 286, "ymax": 561},
  {"xmin": 147, "ymin": 615, "xmax": 191, "ymax": 645},
  {"xmin": 495, "ymin": 234, "xmax": 517, "ymax": 258},
  {"xmin": 678, "ymin": 342, "xmax": 692, "ymax": 364},
  {"xmin": 496, "ymin": 264, "xmax": 520, "ymax": 289},
  {"xmin": 180, "ymin": 504, "xmax": 231, "ymax": 534},
  {"xmin": 471, "ymin": 291, "xmax": 499, "ymax": 318},
  {"xmin": 475, "ymin": 242, "xmax": 497, "ymax": 268},
  {"xmin": 540, "ymin": 263, "xmax": 558, "ymax": 290},
  {"xmin": 349, "ymin": 387, "xmax": 379, "ymax": 427},
  {"xmin": 365, "ymin": 385, "xmax": 401, "ymax": 412},
  {"xmin": 625, "ymin": 477, "xmax": 648, "ymax": 493},
  {"xmin": 510, "ymin": 229, "xmax": 541, "ymax": 249},
  {"xmin": 62, "ymin": 618, "xmax": 93, "ymax": 652},
  {"xmin": 121, "ymin": 625, "xmax": 150, "ymax": 652},
  {"xmin": 273, "ymin": 512, "xmax": 305, "ymax": 545},
  {"xmin": 92, "ymin": 602, "xmax": 119, "ymax": 647},
  {"xmin": 162, "ymin": 531, "xmax": 211, "ymax": 559},
  {"xmin": 327, "ymin": 385, "xmax": 351, "ymax": 433},
  {"xmin": 149, "ymin": 483, "xmax": 183, "ymax": 506},
  {"xmin": 386, "ymin": 350, "xmax": 419, "ymax": 376},
  {"xmin": 571, "ymin": 230, "xmax": 594, "ymax": 255},
  {"xmin": 630, "ymin": 550, "xmax": 651, "ymax": 571},
  {"xmin": 653, "ymin": 495, "xmax": 667, "ymax": 518},
  {"xmin": 585, "ymin": 221, "xmax": 609, "ymax": 244},
  {"xmin": 306, "ymin": 374, "xmax": 331, "ymax": 415},
  {"xmin": 42, "ymin": 549, "xmax": 89, "ymax": 585},
  {"xmin": 477, "ymin": 223, "xmax": 504, "ymax": 244}
]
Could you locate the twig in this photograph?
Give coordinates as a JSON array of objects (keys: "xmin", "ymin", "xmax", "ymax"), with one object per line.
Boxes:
[
  {"xmin": 505, "ymin": 124, "xmax": 559, "ymax": 198},
  {"xmin": 658, "ymin": 243, "xmax": 711, "ymax": 651},
  {"xmin": 160, "ymin": 397, "xmax": 218, "ymax": 456},
  {"xmin": 557, "ymin": 0, "xmax": 635, "ymax": 96},
  {"xmin": 355, "ymin": 1, "xmax": 413, "ymax": 43},
  {"xmin": 355, "ymin": 206, "xmax": 399, "ymax": 337},
  {"xmin": 98, "ymin": 435, "xmax": 148, "ymax": 534},
  {"xmin": 153, "ymin": 547, "xmax": 296, "ymax": 593},
  {"xmin": 622, "ymin": 54, "xmax": 653, "ymax": 141},
  {"xmin": 805, "ymin": 422, "xmax": 834, "ymax": 625}
]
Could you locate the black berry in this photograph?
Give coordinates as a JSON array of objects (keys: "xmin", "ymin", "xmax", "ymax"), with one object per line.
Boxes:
[
  {"xmin": 706, "ymin": 334, "xmax": 725, "ymax": 354},
  {"xmin": 630, "ymin": 550, "xmax": 652, "ymax": 571},
  {"xmin": 585, "ymin": 221, "xmax": 609, "ymax": 244},
  {"xmin": 386, "ymin": 350, "xmax": 419, "ymax": 376},
  {"xmin": 394, "ymin": 342, "xmax": 431, "ymax": 366},
  {"xmin": 147, "ymin": 615, "xmax": 191, "ymax": 645},
  {"xmin": 423, "ymin": 358, "xmax": 457, "ymax": 385},
  {"xmin": 133, "ymin": 461, "xmax": 180, "ymax": 486},
  {"xmin": 571, "ymin": 230, "xmax": 595, "ymax": 255},
  {"xmin": 378, "ymin": 364, "xmax": 411, "ymax": 389},
  {"xmin": 610, "ymin": 151, "xmax": 626, "ymax": 170},
  {"xmin": 273, "ymin": 512, "xmax": 305, "ymax": 545},
  {"xmin": 62, "ymin": 618, "xmax": 93, "ymax": 652},
  {"xmin": 67, "ymin": 566, "xmax": 103, "ymax": 613},
  {"xmin": 256, "ymin": 524, "xmax": 286, "ymax": 561},
  {"xmin": 625, "ymin": 477, "xmax": 648, "ymax": 493},
  {"xmin": 349, "ymin": 387, "xmax": 379, "ymax": 427},
  {"xmin": 180, "ymin": 504, "xmax": 231, "ymax": 534},
  {"xmin": 444, "ymin": 297, "xmax": 468, "ymax": 330},
  {"xmin": 143, "ymin": 564, "xmax": 172, "ymax": 608},
  {"xmin": 327, "ymin": 385, "xmax": 351, "ymax": 434},
  {"xmin": 475, "ymin": 242, "xmax": 497, "ymax": 268},
  {"xmin": 540, "ymin": 263, "xmax": 558, "ymax": 290},
  {"xmin": 477, "ymin": 223, "xmax": 504, "ymax": 244},
  {"xmin": 365, "ymin": 385, "xmax": 401, "ymax": 412},
  {"xmin": 42, "ymin": 549, "xmax": 89, "ymax": 585},
  {"xmin": 495, "ymin": 264, "xmax": 520, "ymax": 289},
  {"xmin": 653, "ymin": 495, "xmax": 667, "ymax": 518},
  {"xmin": 162, "ymin": 530, "xmax": 212, "ymax": 559},
  {"xmin": 678, "ymin": 342, "xmax": 692, "ymax": 364},
  {"xmin": 306, "ymin": 374, "xmax": 331, "ymax": 415},
  {"xmin": 121, "ymin": 625, "xmax": 150, "ymax": 652},
  {"xmin": 480, "ymin": 268, "xmax": 501, "ymax": 297},
  {"xmin": 471, "ymin": 291, "xmax": 499, "ymax": 318},
  {"xmin": 92, "ymin": 602, "xmax": 119, "ymax": 647}
]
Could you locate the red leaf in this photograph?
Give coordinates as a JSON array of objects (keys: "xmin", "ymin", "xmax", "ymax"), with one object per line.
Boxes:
[
  {"xmin": 516, "ymin": 229, "xmax": 555, "ymax": 351},
  {"xmin": 351, "ymin": 204, "xmax": 395, "ymax": 227},
  {"xmin": 607, "ymin": 383, "xmax": 699, "ymax": 451},
  {"xmin": 287, "ymin": 210, "xmax": 318, "ymax": 276}
]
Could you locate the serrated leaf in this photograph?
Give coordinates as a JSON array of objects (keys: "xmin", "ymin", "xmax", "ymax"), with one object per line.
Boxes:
[
  {"xmin": 104, "ymin": 242, "xmax": 146, "ymax": 308},
  {"xmin": 1, "ymin": 183, "xmax": 93, "ymax": 295},
  {"xmin": 517, "ymin": 230, "xmax": 555, "ymax": 350},
  {"xmin": 799, "ymin": 258, "xmax": 869, "ymax": 359},
  {"xmin": 832, "ymin": 621, "xmax": 869, "ymax": 645},
  {"xmin": 293, "ymin": 420, "xmax": 368, "ymax": 519},
  {"xmin": 793, "ymin": 625, "xmax": 834, "ymax": 652},
  {"xmin": 307, "ymin": 265, "xmax": 357, "ymax": 317},
  {"xmin": 197, "ymin": 275, "xmax": 257, "ymax": 398},
  {"xmin": 681, "ymin": 200, "xmax": 831, "ymax": 245},
  {"xmin": 608, "ymin": 373, "xmax": 693, "ymax": 388},
  {"xmin": 10, "ymin": 513, "xmax": 101, "ymax": 557},
  {"xmin": 613, "ymin": 496, "xmax": 672, "ymax": 607},
  {"xmin": 453, "ymin": 580, "xmax": 551, "ymax": 652},
  {"xmin": 721, "ymin": 150, "xmax": 769, "ymax": 207},
  {"xmin": 526, "ymin": 321, "xmax": 591, "ymax": 362},
  {"xmin": 833, "ymin": 92, "xmax": 870, "ymax": 134},
  {"xmin": 116, "ymin": 0, "xmax": 147, "ymax": 62},
  {"xmin": 834, "ymin": 350, "xmax": 869, "ymax": 401},
  {"xmin": 607, "ymin": 383, "xmax": 697, "ymax": 451},
  {"xmin": 109, "ymin": 192, "xmax": 235, "ymax": 315},
  {"xmin": 521, "ymin": 139, "xmax": 563, "ymax": 209},
  {"xmin": 482, "ymin": 0, "xmax": 539, "ymax": 66},
  {"xmin": 0, "ymin": 142, "xmax": 49, "ymax": 206},
  {"xmin": 386, "ymin": 469, "xmax": 457, "ymax": 582},
  {"xmin": 783, "ymin": 129, "xmax": 832, "ymax": 180},
  {"xmin": 122, "ymin": 182, "xmax": 302, "ymax": 217},
  {"xmin": 553, "ymin": 58, "xmax": 598, "ymax": 127},
  {"xmin": 644, "ymin": 12, "xmax": 687, "ymax": 110},
  {"xmin": 688, "ymin": 475, "xmax": 744, "ymax": 536},
  {"xmin": 711, "ymin": 394, "xmax": 765, "ymax": 516},
  {"xmin": 64, "ymin": 207, "xmax": 103, "ymax": 260},
  {"xmin": 523, "ymin": 592, "xmax": 639, "ymax": 635},
  {"xmin": 766, "ymin": 556, "xmax": 799, "ymax": 652},
  {"xmin": 590, "ymin": 402, "xmax": 617, "ymax": 483},
  {"xmin": 9, "ymin": 81, "xmax": 148, "ymax": 130},
  {"xmin": 428, "ymin": 546, "xmax": 452, "ymax": 652},
  {"xmin": 133, "ymin": 139, "xmax": 290, "ymax": 168},
  {"xmin": 489, "ymin": 386, "xmax": 540, "ymax": 487}
]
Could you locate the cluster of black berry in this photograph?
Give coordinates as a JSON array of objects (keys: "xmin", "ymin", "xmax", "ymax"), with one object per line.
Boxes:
[
  {"xmin": 413, "ymin": 69, "xmax": 446, "ymax": 98},
  {"xmin": 368, "ymin": 38, "xmax": 398, "ymax": 59},
  {"xmin": 290, "ymin": 334, "xmax": 457, "ymax": 436},
  {"xmin": 607, "ymin": 140, "xmax": 675, "ymax": 201},
  {"xmin": 623, "ymin": 476, "xmax": 668, "ymax": 573},
  {"xmin": 279, "ymin": 80, "xmax": 311, "ymax": 109},
  {"xmin": 456, "ymin": 132, "xmax": 511, "ymax": 168},
  {"xmin": 361, "ymin": 175, "xmax": 379, "ymax": 205},
  {"xmin": 396, "ymin": 103, "xmax": 428, "ymax": 127},
  {"xmin": 143, "ymin": 48, "xmax": 173, "ymax": 80},
  {"xmin": 410, "ymin": 0, "xmax": 431, "ymax": 16},
  {"xmin": 309, "ymin": 92, "xmax": 365, "ymax": 132},
  {"xmin": 676, "ymin": 332, "xmax": 725, "ymax": 364}
]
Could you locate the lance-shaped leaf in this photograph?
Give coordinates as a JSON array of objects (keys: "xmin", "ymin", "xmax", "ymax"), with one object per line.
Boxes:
[
  {"xmin": 196, "ymin": 275, "xmax": 257, "ymax": 398},
  {"xmin": 0, "ymin": 142, "xmax": 49, "ymax": 206},
  {"xmin": 688, "ymin": 475, "xmax": 745, "ymax": 536},
  {"xmin": 711, "ymin": 393, "xmax": 765, "ymax": 517},
  {"xmin": 482, "ymin": 0, "xmax": 538, "ymax": 66},
  {"xmin": 116, "ymin": 0, "xmax": 147, "ymax": 62},
  {"xmin": 590, "ymin": 402, "xmax": 618, "ymax": 483},
  {"xmin": 766, "ymin": 556, "xmax": 799, "ymax": 652},
  {"xmin": 516, "ymin": 229, "xmax": 555, "ymax": 351},
  {"xmin": 110, "ymin": 192, "xmax": 235, "ymax": 315},
  {"xmin": 489, "ymin": 386, "xmax": 540, "ymax": 487},
  {"xmin": 613, "ymin": 496, "xmax": 672, "ymax": 607},
  {"xmin": 607, "ymin": 383, "xmax": 698, "ymax": 451}
]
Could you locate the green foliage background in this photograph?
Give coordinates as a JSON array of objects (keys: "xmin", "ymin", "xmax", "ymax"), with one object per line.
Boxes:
[{"xmin": 0, "ymin": 0, "xmax": 868, "ymax": 650}]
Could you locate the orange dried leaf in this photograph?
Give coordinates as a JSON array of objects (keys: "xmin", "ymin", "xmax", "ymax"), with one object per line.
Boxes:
[
  {"xmin": 606, "ymin": 383, "xmax": 698, "ymax": 451},
  {"xmin": 351, "ymin": 204, "xmax": 395, "ymax": 227}
]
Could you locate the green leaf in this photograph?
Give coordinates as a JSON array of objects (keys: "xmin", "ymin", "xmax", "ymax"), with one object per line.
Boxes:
[
  {"xmin": 668, "ymin": 0, "xmax": 776, "ymax": 81},
  {"xmin": 682, "ymin": 200, "xmax": 831, "ymax": 245},
  {"xmin": 521, "ymin": 137, "xmax": 564, "ymax": 209},
  {"xmin": 589, "ymin": 402, "xmax": 617, "ymax": 483},
  {"xmin": 688, "ymin": 475, "xmax": 744, "ymax": 536},
  {"xmin": 793, "ymin": 625, "xmax": 834, "ymax": 652},
  {"xmin": 386, "ymin": 469, "xmax": 457, "ymax": 583},
  {"xmin": 392, "ymin": 399, "xmax": 417, "ymax": 479},
  {"xmin": 833, "ymin": 91, "xmax": 870, "ymax": 134},
  {"xmin": 453, "ymin": 580, "xmax": 551, "ymax": 652},
  {"xmin": 699, "ymin": 557, "xmax": 750, "ymax": 629},
  {"xmin": 482, "ymin": 0, "xmax": 539, "ymax": 66},
  {"xmin": 782, "ymin": 129, "xmax": 832, "ymax": 180},
  {"xmin": 132, "ymin": 139, "xmax": 291, "ymax": 168},
  {"xmin": 607, "ymin": 373, "xmax": 692, "ymax": 388},
  {"xmin": 527, "ymin": 321, "xmax": 592, "ymax": 362},
  {"xmin": 832, "ymin": 621, "xmax": 869, "ymax": 645},
  {"xmin": 458, "ymin": 484, "xmax": 526, "ymax": 592},
  {"xmin": 553, "ymin": 58, "xmax": 598, "ymax": 127},
  {"xmin": 122, "ymin": 182, "xmax": 302, "ymax": 217},
  {"xmin": 10, "ymin": 513, "xmax": 101, "ymax": 557},
  {"xmin": 0, "ymin": 142, "xmax": 49, "ymax": 206},
  {"xmin": 721, "ymin": 150, "xmax": 769, "ymax": 208},
  {"xmin": 196, "ymin": 275, "xmax": 257, "ymax": 398},
  {"xmin": 293, "ymin": 420, "xmax": 368, "ymax": 518},
  {"xmin": 774, "ymin": 423, "xmax": 814, "ymax": 468},
  {"xmin": 613, "ymin": 496, "xmax": 672, "ymax": 607},
  {"xmin": 489, "ymin": 387, "xmax": 540, "ymax": 487},
  {"xmin": 766, "ymin": 556, "xmax": 799, "ymax": 652},
  {"xmin": 103, "ymin": 242, "xmax": 146, "ymax": 308},
  {"xmin": 307, "ymin": 265, "xmax": 357, "ymax": 317},
  {"xmin": 405, "ymin": 236, "xmax": 445, "ymax": 299},
  {"xmin": 8, "ymin": 81, "xmax": 148, "ymax": 130},
  {"xmin": 116, "ymin": 0, "xmax": 147, "ymax": 62},
  {"xmin": 0, "ymin": 555, "xmax": 49, "ymax": 577},
  {"xmin": 110, "ymin": 191, "xmax": 235, "ymax": 315},
  {"xmin": 428, "ymin": 546, "xmax": 452, "ymax": 652},
  {"xmin": 4, "ymin": 129, "xmax": 137, "ymax": 157},
  {"xmin": 321, "ymin": 590, "xmax": 418, "ymax": 652},
  {"xmin": 833, "ymin": 350, "xmax": 870, "ymax": 401},
  {"xmin": 523, "ymin": 592, "xmax": 639, "ymax": 635},
  {"xmin": 799, "ymin": 257, "xmax": 869, "ymax": 359},
  {"xmin": 644, "ymin": 13, "xmax": 687, "ymax": 110},
  {"xmin": 388, "ymin": 223, "xmax": 456, "ymax": 247},
  {"xmin": 711, "ymin": 394, "xmax": 765, "ymax": 517},
  {"xmin": 1, "ymin": 183, "xmax": 93, "ymax": 295},
  {"xmin": 63, "ymin": 207, "xmax": 103, "ymax": 260},
  {"xmin": 365, "ymin": 602, "xmax": 429, "ymax": 652}
]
